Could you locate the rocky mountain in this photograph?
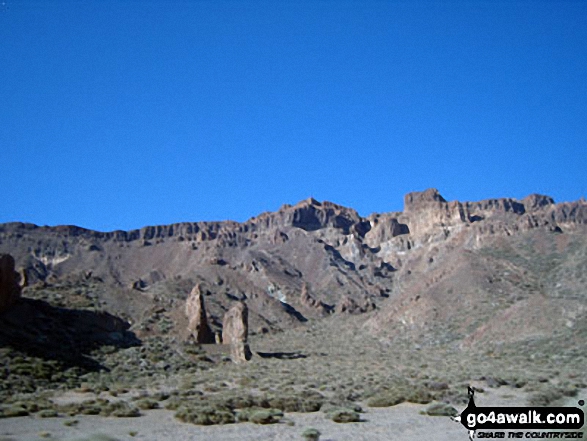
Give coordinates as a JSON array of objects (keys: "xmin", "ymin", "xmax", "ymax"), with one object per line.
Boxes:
[{"xmin": 1, "ymin": 189, "xmax": 586, "ymax": 349}]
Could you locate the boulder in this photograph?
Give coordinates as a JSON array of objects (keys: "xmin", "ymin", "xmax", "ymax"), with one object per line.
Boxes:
[
  {"xmin": 0, "ymin": 254, "xmax": 21, "ymax": 314},
  {"xmin": 185, "ymin": 284, "xmax": 215, "ymax": 344}
]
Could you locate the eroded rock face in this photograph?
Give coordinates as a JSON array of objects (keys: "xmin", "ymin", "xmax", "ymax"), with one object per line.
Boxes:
[
  {"xmin": 404, "ymin": 188, "xmax": 447, "ymax": 211},
  {"xmin": 222, "ymin": 302, "xmax": 252, "ymax": 362},
  {"xmin": 2, "ymin": 189, "xmax": 587, "ymax": 350},
  {"xmin": 0, "ymin": 254, "xmax": 21, "ymax": 314},
  {"xmin": 522, "ymin": 194, "xmax": 555, "ymax": 211},
  {"xmin": 300, "ymin": 283, "xmax": 329, "ymax": 315},
  {"xmin": 185, "ymin": 284, "xmax": 215, "ymax": 344},
  {"xmin": 364, "ymin": 215, "xmax": 409, "ymax": 248},
  {"xmin": 335, "ymin": 295, "xmax": 376, "ymax": 314}
]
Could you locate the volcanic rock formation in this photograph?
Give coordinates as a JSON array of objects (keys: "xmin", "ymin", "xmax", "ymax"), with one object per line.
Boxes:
[
  {"xmin": 185, "ymin": 284, "xmax": 215, "ymax": 344},
  {"xmin": 222, "ymin": 302, "xmax": 252, "ymax": 362},
  {"xmin": 1, "ymin": 189, "xmax": 586, "ymax": 350}
]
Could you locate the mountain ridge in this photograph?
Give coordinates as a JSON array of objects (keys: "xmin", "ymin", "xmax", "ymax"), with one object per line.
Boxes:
[
  {"xmin": 1, "ymin": 188, "xmax": 586, "ymax": 349},
  {"xmin": 3, "ymin": 188, "xmax": 583, "ymax": 235}
]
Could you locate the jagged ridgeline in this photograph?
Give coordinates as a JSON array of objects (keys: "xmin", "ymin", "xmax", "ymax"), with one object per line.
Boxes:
[{"xmin": 1, "ymin": 188, "xmax": 586, "ymax": 347}]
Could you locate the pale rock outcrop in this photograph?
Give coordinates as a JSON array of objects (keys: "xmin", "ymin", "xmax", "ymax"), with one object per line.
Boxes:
[
  {"xmin": 402, "ymin": 189, "xmax": 468, "ymax": 241},
  {"xmin": 364, "ymin": 214, "xmax": 409, "ymax": 249},
  {"xmin": 0, "ymin": 254, "xmax": 21, "ymax": 314},
  {"xmin": 404, "ymin": 188, "xmax": 447, "ymax": 210},
  {"xmin": 222, "ymin": 302, "xmax": 252, "ymax": 362},
  {"xmin": 230, "ymin": 339, "xmax": 252, "ymax": 363},
  {"xmin": 254, "ymin": 198, "xmax": 366, "ymax": 234},
  {"xmin": 222, "ymin": 301, "xmax": 249, "ymax": 345},
  {"xmin": 185, "ymin": 284, "xmax": 215, "ymax": 344},
  {"xmin": 17, "ymin": 268, "xmax": 27, "ymax": 288}
]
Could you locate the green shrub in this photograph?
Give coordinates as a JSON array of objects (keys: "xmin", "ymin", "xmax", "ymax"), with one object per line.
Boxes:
[
  {"xmin": 0, "ymin": 406, "xmax": 29, "ymax": 417},
  {"xmin": 302, "ymin": 427, "xmax": 321, "ymax": 441},
  {"xmin": 424, "ymin": 402, "xmax": 458, "ymax": 417},
  {"xmin": 322, "ymin": 402, "xmax": 362, "ymax": 414},
  {"xmin": 101, "ymin": 402, "xmax": 140, "ymax": 418},
  {"xmin": 164, "ymin": 397, "xmax": 183, "ymax": 411},
  {"xmin": 366, "ymin": 383, "xmax": 434, "ymax": 407},
  {"xmin": 249, "ymin": 409, "xmax": 283, "ymax": 424},
  {"xmin": 135, "ymin": 398, "xmax": 159, "ymax": 410},
  {"xmin": 528, "ymin": 389, "xmax": 564, "ymax": 407},
  {"xmin": 224, "ymin": 395, "xmax": 256, "ymax": 409},
  {"xmin": 56, "ymin": 399, "xmax": 111, "ymax": 417},
  {"xmin": 366, "ymin": 392, "xmax": 405, "ymax": 408},
  {"xmin": 175, "ymin": 405, "xmax": 235, "ymax": 425},
  {"xmin": 80, "ymin": 404, "xmax": 102, "ymax": 415},
  {"xmin": 405, "ymin": 387, "xmax": 434, "ymax": 404},
  {"xmin": 153, "ymin": 391, "xmax": 171, "ymax": 401},
  {"xmin": 38, "ymin": 409, "xmax": 60, "ymax": 418},
  {"xmin": 326, "ymin": 408, "xmax": 361, "ymax": 423}
]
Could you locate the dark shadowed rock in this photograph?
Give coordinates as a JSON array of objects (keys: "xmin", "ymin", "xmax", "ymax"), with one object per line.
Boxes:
[
  {"xmin": 185, "ymin": 284, "xmax": 215, "ymax": 344},
  {"xmin": 0, "ymin": 254, "xmax": 21, "ymax": 314},
  {"xmin": 0, "ymin": 296, "xmax": 138, "ymax": 368}
]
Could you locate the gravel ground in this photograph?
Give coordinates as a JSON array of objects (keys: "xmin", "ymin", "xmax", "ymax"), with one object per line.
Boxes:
[{"xmin": 0, "ymin": 386, "xmax": 535, "ymax": 441}]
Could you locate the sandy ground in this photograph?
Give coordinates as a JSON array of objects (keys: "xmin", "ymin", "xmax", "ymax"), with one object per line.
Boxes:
[{"xmin": 0, "ymin": 386, "xmax": 568, "ymax": 441}]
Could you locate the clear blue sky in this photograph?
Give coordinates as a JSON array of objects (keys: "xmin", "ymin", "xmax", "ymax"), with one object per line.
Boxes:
[{"xmin": 1, "ymin": 0, "xmax": 586, "ymax": 231}]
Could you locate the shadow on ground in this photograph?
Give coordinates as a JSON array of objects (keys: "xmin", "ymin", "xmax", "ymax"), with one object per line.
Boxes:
[
  {"xmin": 0, "ymin": 297, "xmax": 140, "ymax": 370},
  {"xmin": 256, "ymin": 351, "xmax": 307, "ymax": 360}
]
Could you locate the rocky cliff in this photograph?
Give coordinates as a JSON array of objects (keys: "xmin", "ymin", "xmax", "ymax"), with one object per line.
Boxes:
[{"xmin": 1, "ymin": 189, "xmax": 585, "ymax": 347}]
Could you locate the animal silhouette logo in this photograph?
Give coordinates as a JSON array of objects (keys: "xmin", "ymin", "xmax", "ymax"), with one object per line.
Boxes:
[
  {"xmin": 451, "ymin": 386, "xmax": 584, "ymax": 440},
  {"xmin": 451, "ymin": 386, "xmax": 478, "ymax": 440}
]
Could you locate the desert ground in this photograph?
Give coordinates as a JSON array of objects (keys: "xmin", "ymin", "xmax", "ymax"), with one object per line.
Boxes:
[{"xmin": 0, "ymin": 384, "xmax": 554, "ymax": 441}]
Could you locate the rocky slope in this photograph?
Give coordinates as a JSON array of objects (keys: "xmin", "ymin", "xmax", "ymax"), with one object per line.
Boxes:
[{"xmin": 1, "ymin": 189, "xmax": 586, "ymax": 349}]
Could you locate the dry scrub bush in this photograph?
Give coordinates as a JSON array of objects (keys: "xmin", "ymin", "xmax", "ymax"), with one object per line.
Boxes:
[
  {"xmin": 325, "ymin": 407, "xmax": 361, "ymax": 423},
  {"xmin": 175, "ymin": 404, "xmax": 235, "ymax": 425}
]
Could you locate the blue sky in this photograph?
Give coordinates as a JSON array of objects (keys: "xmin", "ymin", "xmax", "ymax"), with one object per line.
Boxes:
[{"xmin": 1, "ymin": 0, "xmax": 586, "ymax": 231}]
